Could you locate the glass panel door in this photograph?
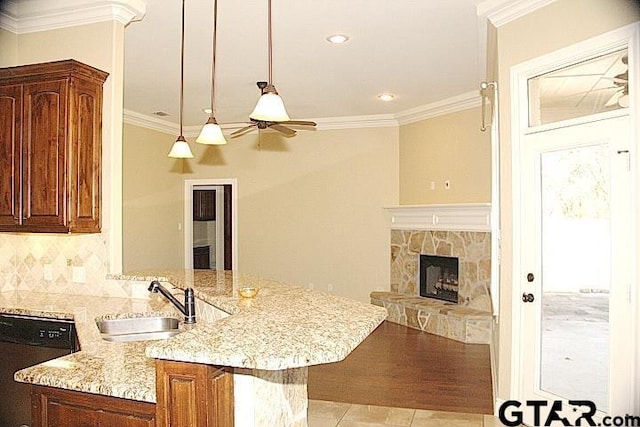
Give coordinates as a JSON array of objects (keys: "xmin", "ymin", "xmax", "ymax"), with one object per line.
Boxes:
[
  {"xmin": 520, "ymin": 116, "xmax": 633, "ymax": 423},
  {"xmin": 539, "ymin": 144, "xmax": 610, "ymax": 411}
]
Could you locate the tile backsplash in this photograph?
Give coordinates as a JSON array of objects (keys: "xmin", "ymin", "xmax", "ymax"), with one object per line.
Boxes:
[{"xmin": 0, "ymin": 233, "xmax": 116, "ymax": 295}]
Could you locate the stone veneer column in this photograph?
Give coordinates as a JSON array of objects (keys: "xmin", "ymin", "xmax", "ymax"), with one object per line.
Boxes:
[
  {"xmin": 390, "ymin": 229, "xmax": 492, "ymax": 312},
  {"xmin": 234, "ymin": 367, "xmax": 308, "ymax": 426}
]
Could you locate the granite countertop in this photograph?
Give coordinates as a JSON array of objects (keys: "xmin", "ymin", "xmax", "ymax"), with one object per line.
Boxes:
[
  {"xmin": 115, "ymin": 270, "xmax": 388, "ymax": 370},
  {"xmin": 0, "ymin": 291, "xmax": 178, "ymax": 402},
  {"xmin": 1, "ymin": 270, "xmax": 387, "ymax": 403}
]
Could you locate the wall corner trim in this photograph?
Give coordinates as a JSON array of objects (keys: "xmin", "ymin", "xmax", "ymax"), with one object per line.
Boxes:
[{"xmin": 384, "ymin": 204, "xmax": 492, "ymax": 232}]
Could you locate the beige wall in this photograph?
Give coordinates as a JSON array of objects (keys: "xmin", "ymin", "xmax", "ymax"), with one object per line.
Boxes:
[
  {"xmin": 0, "ymin": 21, "xmax": 126, "ymax": 290},
  {"xmin": 0, "ymin": 29, "xmax": 17, "ymax": 66},
  {"xmin": 399, "ymin": 107, "xmax": 491, "ymax": 204},
  {"xmin": 495, "ymin": 0, "xmax": 639, "ymax": 403},
  {"xmin": 123, "ymin": 124, "xmax": 399, "ymax": 303}
]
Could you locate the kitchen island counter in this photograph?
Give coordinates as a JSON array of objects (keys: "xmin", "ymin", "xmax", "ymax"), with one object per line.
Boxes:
[
  {"xmin": 117, "ymin": 270, "xmax": 387, "ymax": 371},
  {"xmin": 3, "ymin": 270, "xmax": 386, "ymax": 424}
]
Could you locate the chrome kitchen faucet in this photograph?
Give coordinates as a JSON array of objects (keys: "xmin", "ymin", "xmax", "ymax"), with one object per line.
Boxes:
[{"xmin": 148, "ymin": 281, "xmax": 196, "ymax": 324}]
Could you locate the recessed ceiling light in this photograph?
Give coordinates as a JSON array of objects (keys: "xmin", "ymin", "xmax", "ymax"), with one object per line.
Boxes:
[
  {"xmin": 378, "ymin": 93, "xmax": 395, "ymax": 102},
  {"xmin": 326, "ymin": 34, "xmax": 349, "ymax": 44},
  {"xmin": 203, "ymin": 108, "xmax": 212, "ymax": 114},
  {"xmin": 152, "ymin": 111, "xmax": 170, "ymax": 117}
]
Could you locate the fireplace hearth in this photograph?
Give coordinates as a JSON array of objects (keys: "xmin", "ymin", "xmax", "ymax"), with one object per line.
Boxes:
[{"xmin": 419, "ymin": 255, "xmax": 459, "ymax": 304}]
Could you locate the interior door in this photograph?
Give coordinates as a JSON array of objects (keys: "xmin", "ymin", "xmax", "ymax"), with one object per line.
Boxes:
[{"xmin": 519, "ymin": 116, "xmax": 633, "ymax": 423}]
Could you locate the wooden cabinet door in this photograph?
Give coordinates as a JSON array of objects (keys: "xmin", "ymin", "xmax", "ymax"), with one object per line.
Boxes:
[
  {"xmin": 32, "ymin": 385, "xmax": 156, "ymax": 427},
  {"xmin": 22, "ymin": 80, "xmax": 69, "ymax": 231},
  {"xmin": 0, "ymin": 84, "xmax": 22, "ymax": 229},
  {"xmin": 156, "ymin": 360, "xmax": 233, "ymax": 427},
  {"xmin": 69, "ymin": 76, "xmax": 102, "ymax": 232}
]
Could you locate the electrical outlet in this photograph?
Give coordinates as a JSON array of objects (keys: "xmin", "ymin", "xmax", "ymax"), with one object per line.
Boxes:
[
  {"xmin": 444, "ymin": 180, "xmax": 451, "ymax": 190},
  {"xmin": 309, "ymin": 283, "xmax": 314, "ymax": 290},
  {"xmin": 327, "ymin": 283, "xmax": 333, "ymax": 292},
  {"xmin": 43, "ymin": 264, "xmax": 53, "ymax": 281},
  {"xmin": 430, "ymin": 181, "xmax": 436, "ymax": 190}
]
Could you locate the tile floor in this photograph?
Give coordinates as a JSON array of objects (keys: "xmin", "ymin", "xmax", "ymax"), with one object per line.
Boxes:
[{"xmin": 308, "ymin": 400, "xmax": 507, "ymax": 427}]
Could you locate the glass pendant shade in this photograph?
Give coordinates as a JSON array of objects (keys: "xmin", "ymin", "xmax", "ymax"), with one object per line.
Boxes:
[
  {"xmin": 196, "ymin": 117, "xmax": 227, "ymax": 145},
  {"xmin": 168, "ymin": 135, "xmax": 194, "ymax": 158},
  {"xmin": 249, "ymin": 88, "xmax": 290, "ymax": 122}
]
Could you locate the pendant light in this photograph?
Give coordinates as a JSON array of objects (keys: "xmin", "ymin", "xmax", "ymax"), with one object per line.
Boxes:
[
  {"xmin": 249, "ymin": 0, "xmax": 290, "ymax": 122},
  {"xmin": 168, "ymin": 0, "xmax": 194, "ymax": 158},
  {"xmin": 196, "ymin": 0, "xmax": 227, "ymax": 145}
]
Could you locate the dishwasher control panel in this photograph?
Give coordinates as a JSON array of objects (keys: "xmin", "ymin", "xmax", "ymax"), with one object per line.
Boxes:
[{"xmin": 0, "ymin": 314, "xmax": 77, "ymax": 351}]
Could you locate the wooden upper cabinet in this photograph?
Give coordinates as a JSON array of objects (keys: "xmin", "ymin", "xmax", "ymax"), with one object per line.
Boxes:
[
  {"xmin": 193, "ymin": 190, "xmax": 216, "ymax": 221},
  {"xmin": 0, "ymin": 59, "xmax": 108, "ymax": 233}
]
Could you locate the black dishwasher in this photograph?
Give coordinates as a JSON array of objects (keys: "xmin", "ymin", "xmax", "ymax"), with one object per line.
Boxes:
[{"xmin": 0, "ymin": 314, "xmax": 78, "ymax": 427}]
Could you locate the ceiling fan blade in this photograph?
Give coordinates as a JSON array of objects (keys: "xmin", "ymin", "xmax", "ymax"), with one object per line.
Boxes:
[
  {"xmin": 604, "ymin": 89, "xmax": 623, "ymax": 107},
  {"xmin": 545, "ymin": 73, "xmax": 605, "ymax": 78},
  {"xmin": 270, "ymin": 124, "xmax": 296, "ymax": 137},
  {"xmin": 230, "ymin": 124, "xmax": 256, "ymax": 137},
  {"xmin": 282, "ymin": 120, "xmax": 316, "ymax": 126}
]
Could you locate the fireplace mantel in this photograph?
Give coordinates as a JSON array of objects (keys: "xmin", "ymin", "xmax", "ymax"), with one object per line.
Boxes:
[{"xmin": 384, "ymin": 203, "xmax": 491, "ymax": 232}]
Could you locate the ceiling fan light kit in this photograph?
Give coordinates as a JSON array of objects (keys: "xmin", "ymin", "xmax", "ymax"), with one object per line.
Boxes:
[
  {"xmin": 248, "ymin": 0, "xmax": 293, "ymax": 123},
  {"xmin": 168, "ymin": 0, "xmax": 194, "ymax": 159},
  {"xmin": 250, "ymin": 89, "xmax": 290, "ymax": 122}
]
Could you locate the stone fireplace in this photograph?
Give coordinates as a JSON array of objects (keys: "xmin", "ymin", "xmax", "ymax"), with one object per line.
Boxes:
[
  {"xmin": 371, "ymin": 204, "xmax": 493, "ymax": 344},
  {"xmin": 391, "ymin": 229, "xmax": 492, "ymax": 312}
]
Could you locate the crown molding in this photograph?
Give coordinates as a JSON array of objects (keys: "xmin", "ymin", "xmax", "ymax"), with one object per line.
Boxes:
[
  {"xmin": 313, "ymin": 114, "xmax": 398, "ymax": 130},
  {"xmin": 123, "ymin": 109, "xmax": 180, "ymax": 136},
  {"xmin": 394, "ymin": 91, "xmax": 481, "ymax": 125},
  {"xmin": 0, "ymin": 0, "xmax": 146, "ymax": 34},
  {"xmin": 477, "ymin": 0, "xmax": 556, "ymax": 28},
  {"xmin": 124, "ymin": 90, "xmax": 484, "ymax": 136}
]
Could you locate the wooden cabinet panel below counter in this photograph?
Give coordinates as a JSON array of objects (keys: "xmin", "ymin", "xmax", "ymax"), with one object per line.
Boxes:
[
  {"xmin": 31, "ymin": 385, "xmax": 156, "ymax": 427},
  {"xmin": 155, "ymin": 360, "xmax": 234, "ymax": 427}
]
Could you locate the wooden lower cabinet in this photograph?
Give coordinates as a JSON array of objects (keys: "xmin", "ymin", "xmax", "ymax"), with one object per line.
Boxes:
[
  {"xmin": 31, "ymin": 360, "xmax": 233, "ymax": 427},
  {"xmin": 155, "ymin": 360, "xmax": 234, "ymax": 427},
  {"xmin": 31, "ymin": 385, "xmax": 156, "ymax": 427}
]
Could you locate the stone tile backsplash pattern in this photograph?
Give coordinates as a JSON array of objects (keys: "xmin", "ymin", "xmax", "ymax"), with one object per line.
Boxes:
[
  {"xmin": 390, "ymin": 229, "xmax": 492, "ymax": 313},
  {"xmin": 0, "ymin": 233, "xmax": 126, "ymax": 296}
]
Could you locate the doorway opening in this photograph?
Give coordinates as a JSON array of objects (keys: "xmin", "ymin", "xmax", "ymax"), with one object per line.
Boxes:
[{"xmin": 183, "ymin": 179, "xmax": 238, "ymax": 271}]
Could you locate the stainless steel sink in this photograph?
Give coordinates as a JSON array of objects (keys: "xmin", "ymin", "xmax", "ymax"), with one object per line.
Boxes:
[{"xmin": 96, "ymin": 316, "xmax": 180, "ymax": 342}]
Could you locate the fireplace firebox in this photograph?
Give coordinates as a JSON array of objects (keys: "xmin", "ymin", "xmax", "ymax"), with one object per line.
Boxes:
[{"xmin": 419, "ymin": 255, "xmax": 459, "ymax": 304}]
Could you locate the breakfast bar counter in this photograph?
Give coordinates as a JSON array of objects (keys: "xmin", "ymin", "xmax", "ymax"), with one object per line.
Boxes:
[
  {"xmin": 2, "ymin": 270, "xmax": 387, "ymax": 426},
  {"xmin": 129, "ymin": 270, "xmax": 387, "ymax": 370}
]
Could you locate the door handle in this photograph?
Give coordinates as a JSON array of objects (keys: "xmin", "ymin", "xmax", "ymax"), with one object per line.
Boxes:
[{"xmin": 522, "ymin": 293, "xmax": 535, "ymax": 303}]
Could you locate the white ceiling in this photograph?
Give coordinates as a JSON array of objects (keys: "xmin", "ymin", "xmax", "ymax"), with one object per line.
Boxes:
[{"xmin": 123, "ymin": 0, "xmax": 490, "ymax": 128}]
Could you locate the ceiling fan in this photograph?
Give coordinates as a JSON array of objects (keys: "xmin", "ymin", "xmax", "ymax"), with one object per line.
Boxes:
[
  {"xmin": 604, "ymin": 55, "xmax": 628, "ymax": 107},
  {"xmin": 542, "ymin": 51, "xmax": 629, "ymax": 109},
  {"xmin": 230, "ymin": 81, "xmax": 317, "ymax": 138}
]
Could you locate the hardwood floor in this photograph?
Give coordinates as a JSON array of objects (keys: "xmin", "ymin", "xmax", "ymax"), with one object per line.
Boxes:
[{"xmin": 308, "ymin": 321, "xmax": 493, "ymax": 414}]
